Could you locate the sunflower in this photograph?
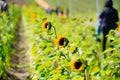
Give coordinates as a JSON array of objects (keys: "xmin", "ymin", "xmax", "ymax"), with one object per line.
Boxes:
[
  {"xmin": 56, "ymin": 66, "xmax": 61, "ymax": 73},
  {"xmin": 54, "ymin": 35, "xmax": 69, "ymax": 47},
  {"xmin": 70, "ymin": 59, "xmax": 84, "ymax": 72},
  {"xmin": 31, "ymin": 12, "xmax": 36, "ymax": 20},
  {"xmin": 42, "ymin": 20, "xmax": 52, "ymax": 30}
]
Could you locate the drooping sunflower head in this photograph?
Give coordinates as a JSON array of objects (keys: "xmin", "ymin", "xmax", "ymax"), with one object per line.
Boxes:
[
  {"xmin": 42, "ymin": 20, "xmax": 52, "ymax": 30},
  {"xmin": 54, "ymin": 35, "xmax": 69, "ymax": 47},
  {"xmin": 70, "ymin": 59, "xmax": 84, "ymax": 72}
]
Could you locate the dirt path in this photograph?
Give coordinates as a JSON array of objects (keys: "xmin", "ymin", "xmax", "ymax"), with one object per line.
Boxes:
[{"xmin": 6, "ymin": 18, "xmax": 31, "ymax": 80}]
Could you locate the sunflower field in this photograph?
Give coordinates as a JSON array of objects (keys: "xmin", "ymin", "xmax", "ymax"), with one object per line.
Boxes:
[
  {"xmin": 0, "ymin": 4, "xmax": 20, "ymax": 77},
  {"xmin": 0, "ymin": 1, "xmax": 120, "ymax": 80},
  {"xmin": 21, "ymin": 4, "xmax": 120, "ymax": 80}
]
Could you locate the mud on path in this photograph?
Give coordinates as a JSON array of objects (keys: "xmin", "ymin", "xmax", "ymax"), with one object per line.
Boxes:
[{"xmin": 5, "ymin": 18, "xmax": 31, "ymax": 80}]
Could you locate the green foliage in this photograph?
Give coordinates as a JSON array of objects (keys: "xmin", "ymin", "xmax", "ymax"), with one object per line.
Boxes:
[
  {"xmin": 0, "ymin": 4, "xmax": 20, "ymax": 77},
  {"xmin": 22, "ymin": 5, "xmax": 120, "ymax": 80}
]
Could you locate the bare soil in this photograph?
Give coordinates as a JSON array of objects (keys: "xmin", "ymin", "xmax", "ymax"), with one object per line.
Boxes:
[
  {"xmin": 1, "ymin": 1, "xmax": 31, "ymax": 80},
  {"xmin": 3, "ymin": 18, "xmax": 31, "ymax": 80}
]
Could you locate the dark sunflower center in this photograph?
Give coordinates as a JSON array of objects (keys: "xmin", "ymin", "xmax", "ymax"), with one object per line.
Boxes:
[
  {"xmin": 75, "ymin": 61, "xmax": 82, "ymax": 69},
  {"xmin": 45, "ymin": 23, "xmax": 48, "ymax": 28},
  {"xmin": 59, "ymin": 38, "xmax": 65, "ymax": 45}
]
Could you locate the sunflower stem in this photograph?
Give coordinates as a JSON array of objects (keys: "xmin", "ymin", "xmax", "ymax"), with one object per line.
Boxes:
[
  {"xmin": 65, "ymin": 67, "xmax": 71, "ymax": 77},
  {"xmin": 84, "ymin": 69, "xmax": 88, "ymax": 80},
  {"xmin": 67, "ymin": 46, "xmax": 70, "ymax": 61},
  {"xmin": 52, "ymin": 26, "xmax": 57, "ymax": 38}
]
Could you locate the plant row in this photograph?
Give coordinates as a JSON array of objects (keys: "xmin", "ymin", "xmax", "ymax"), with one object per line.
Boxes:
[
  {"xmin": 22, "ymin": 5, "xmax": 120, "ymax": 80},
  {"xmin": 0, "ymin": 4, "xmax": 20, "ymax": 77}
]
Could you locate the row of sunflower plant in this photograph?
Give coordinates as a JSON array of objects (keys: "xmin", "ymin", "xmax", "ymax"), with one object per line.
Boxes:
[
  {"xmin": 22, "ymin": 5, "xmax": 120, "ymax": 80},
  {"xmin": 0, "ymin": 4, "xmax": 20, "ymax": 77}
]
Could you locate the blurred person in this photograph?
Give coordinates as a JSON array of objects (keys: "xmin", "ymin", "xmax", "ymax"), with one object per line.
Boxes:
[
  {"xmin": 96, "ymin": 0, "xmax": 119, "ymax": 51},
  {"xmin": 58, "ymin": 8, "xmax": 69, "ymax": 19},
  {"xmin": 35, "ymin": 0, "xmax": 69, "ymax": 18},
  {"xmin": 0, "ymin": 0, "xmax": 9, "ymax": 15}
]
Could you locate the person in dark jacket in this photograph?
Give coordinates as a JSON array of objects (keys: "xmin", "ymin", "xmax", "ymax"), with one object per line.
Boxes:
[
  {"xmin": 0, "ymin": 0, "xmax": 9, "ymax": 15},
  {"xmin": 97, "ymin": 0, "xmax": 119, "ymax": 51}
]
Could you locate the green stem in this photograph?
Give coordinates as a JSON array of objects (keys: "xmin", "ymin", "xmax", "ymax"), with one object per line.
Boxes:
[
  {"xmin": 52, "ymin": 26, "xmax": 57, "ymax": 38},
  {"xmin": 66, "ymin": 45, "xmax": 70, "ymax": 61},
  {"xmin": 93, "ymin": 50, "xmax": 101, "ymax": 70},
  {"xmin": 84, "ymin": 69, "xmax": 88, "ymax": 80}
]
